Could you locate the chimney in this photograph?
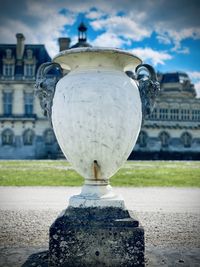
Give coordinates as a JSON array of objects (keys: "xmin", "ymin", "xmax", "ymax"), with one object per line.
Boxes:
[
  {"xmin": 58, "ymin": 37, "xmax": 71, "ymax": 51},
  {"xmin": 16, "ymin": 33, "xmax": 25, "ymax": 61}
]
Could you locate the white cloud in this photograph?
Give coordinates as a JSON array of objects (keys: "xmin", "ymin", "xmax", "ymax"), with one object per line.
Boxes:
[
  {"xmin": 91, "ymin": 16, "xmax": 150, "ymax": 41},
  {"xmin": 91, "ymin": 32, "xmax": 126, "ymax": 47},
  {"xmin": 131, "ymin": 47, "xmax": 172, "ymax": 66},
  {"xmin": 156, "ymin": 34, "xmax": 172, "ymax": 45},
  {"xmin": 1, "ymin": 15, "xmax": 75, "ymax": 58},
  {"xmin": 86, "ymin": 10, "xmax": 105, "ymax": 20},
  {"xmin": 156, "ymin": 27, "xmax": 200, "ymax": 53},
  {"xmin": 88, "ymin": 2, "xmax": 200, "ymax": 54},
  {"xmin": 187, "ymin": 71, "xmax": 200, "ymax": 80},
  {"xmin": 0, "ymin": 0, "xmax": 76, "ymax": 57},
  {"xmin": 0, "ymin": 0, "xmax": 200, "ymax": 57},
  {"xmin": 186, "ymin": 71, "xmax": 200, "ymax": 98},
  {"xmin": 195, "ymin": 81, "xmax": 200, "ymax": 98}
]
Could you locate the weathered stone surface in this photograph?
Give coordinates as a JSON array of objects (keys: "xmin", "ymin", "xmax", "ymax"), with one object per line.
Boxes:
[{"xmin": 49, "ymin": 207, "xmax": 144, "ymax": 267}]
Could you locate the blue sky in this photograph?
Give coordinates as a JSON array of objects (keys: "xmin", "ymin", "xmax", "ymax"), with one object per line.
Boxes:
[{"xmin": 0, "ymin": 0, "xmax": 200, "ymax": 96}]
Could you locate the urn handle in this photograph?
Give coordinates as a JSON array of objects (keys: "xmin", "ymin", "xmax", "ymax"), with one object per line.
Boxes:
[
  {"xmin": 135, "ymin": 64, "xmax": 160, "ymax": 119},
  {"xmin": 35, "ymin": 62, "xmax": 63, "ymax": 122}
]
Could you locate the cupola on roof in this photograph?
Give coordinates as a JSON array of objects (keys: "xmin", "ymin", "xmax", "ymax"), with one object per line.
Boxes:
[
  {"xmin": 78, "ymin": 22, "xmax": 87, "ymax": 33},
  {"xmin": 70, "ymin": 22, "xmax": 92, "ymax": 49}
]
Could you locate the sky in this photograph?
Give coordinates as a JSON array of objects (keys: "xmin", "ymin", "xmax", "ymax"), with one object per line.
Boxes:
[{"xmin": 0, "ymin": 0, "xmax": 200, "ymax": 97}]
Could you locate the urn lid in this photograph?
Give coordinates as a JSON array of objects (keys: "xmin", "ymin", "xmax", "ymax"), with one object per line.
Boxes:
[{"xmin": 53, "ymin": 47, "xmax": 142, "ymax": 72}]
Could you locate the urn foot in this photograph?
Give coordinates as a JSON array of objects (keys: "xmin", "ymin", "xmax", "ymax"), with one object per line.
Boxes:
[
  {"xmin": 49, "ymin": 207, "xmax": 145, "ymax": 267},
  {"xmin": 69, "ymin": 184, "xmax": 125, "ymax": 209}
]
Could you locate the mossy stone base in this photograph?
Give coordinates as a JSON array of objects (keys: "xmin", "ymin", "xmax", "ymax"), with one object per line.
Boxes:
[{"xmin": 49, "ymin": 207, "xmax": 144, "ymax": 267}]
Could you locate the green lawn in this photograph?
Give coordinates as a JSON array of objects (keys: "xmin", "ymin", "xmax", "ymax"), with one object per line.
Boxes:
[{"xmin": 0, "ymin": 160, "xmax": 199, "ymax": 187}]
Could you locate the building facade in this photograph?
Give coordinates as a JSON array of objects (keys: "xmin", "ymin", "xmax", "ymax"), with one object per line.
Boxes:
[
  {"xmin": 0, "ymin": 26, "xmax": 200, "ymax": 160},
  {"xmin": 0, "ymin": 33, "xmax": 60, "ymax": 159},
  {"xmin": 132, "ymin": 72, "xmax": 200, "ymax": 160}
]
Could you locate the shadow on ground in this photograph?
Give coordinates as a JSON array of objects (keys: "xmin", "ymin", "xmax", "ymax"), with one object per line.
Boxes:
[
  {"xmin": 21, "ymin": 250, "xmax": 48, "ymax": 267},
  {"xmin": 15, "ymin": 246, "xmax": 200, "ymax": 267}
]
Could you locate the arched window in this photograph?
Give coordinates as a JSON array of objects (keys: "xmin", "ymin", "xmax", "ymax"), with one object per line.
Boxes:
[
  {"xmin": 44, "ymin": 129, "xmax": 55, "ymax": 145},
  {"xmin": 23, "ymin": 129, "xmax": 34, "ymax": 145},
  {"xmin": 138, "ymin": 131, "xmax": 148, "ymax": 147},
  {"xmin": 181, "ymin": 132, "xmax": 192, "ymax": 148},
  {"xmin": 2, "ymin": 129, "xmax": 14, "ymax": 145},
  {"xmin": 159, "ymin": 131, "xmax": 170, "ymax": 148}
]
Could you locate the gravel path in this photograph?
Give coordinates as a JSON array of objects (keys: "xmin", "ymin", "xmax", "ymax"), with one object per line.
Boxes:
[
  {"xmin": 0, "ymin": 210, "xmax": 200, "ymax": 249},
  {"xmin": 0, "ymin": 187, "xmax": 200, "ymax": 266}
]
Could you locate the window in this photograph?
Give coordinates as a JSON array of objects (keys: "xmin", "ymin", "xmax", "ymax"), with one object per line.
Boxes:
[
  {"xmin": 181, "ymin": 109, "xmax": 190, "ymax": 120},
  {"xmin": 159, "ymin": 109, "xmax": 168, "ymax": 120},
  {"xmin": 24, "ymin": 92, "xmax": 33, "ymax": 115},
  {"xmin": 159, "ymin": 131, "xmax": 170, "ymax": 148},
  {"xmin": 3, "ymin": 64, "xmax": 14, "ymax": 77},
  {"xmin": 150, "ymin": 108, "xmax": 157, "ymax": 119},
  {"xmin": 2, "ymin": 129, "xmax": 14, "ymax": 145},
  {"xmin": 27, "ymin": 49, "xmax": 33, "ymax": 59},
  {"xmin": 170, "ymin": 109, "xmax": 179, "ymax": 120},
  {"xmin": 44, "ymin": 129, "xmax": 55, "ymax": 145},
  {"xmin": 181, "ymin": 132, "xmax": 192, "ymax": 148},
  {"xmin": 179, "ymin": 74, "xmax": 189, "ymax": 84},
  {"xmin": 192, "ymin": 110, "xmax": 200, "ymax": 121},
  {"xmin": 138, "ymin": 131, "xmax": 148, "ymax": 147},
  {"xmin": 23, "ymin": 129, "xmax": 34, "ymax": 145},
  {"xmin": 24, "ymin": 64, "xmax": 35, "ymax": 77},
  {"xmin": 6, "ymin": 49, "xmax": 12, "ymax": 59},
  {"xmin": 3, "ymin": 92, "xmax": 13, "ymax": 115}
]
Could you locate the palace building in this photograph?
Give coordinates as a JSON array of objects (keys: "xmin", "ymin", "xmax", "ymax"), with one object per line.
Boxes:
[
  {"xmin": 0, "ymin": 24, "xmax": 200, "ymax": 159},
  {"xmin": 0, "ymin": 33, "xmax": 59, "ymax": 159},
  {"xmin": 132, "ymin": 72, "xmax": 200, "ymax": 160}
]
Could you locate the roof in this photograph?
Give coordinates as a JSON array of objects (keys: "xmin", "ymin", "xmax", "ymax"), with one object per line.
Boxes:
[
  {"xmin": 70, "ymin": 40, "xmax": 92, "ymax": 49},
  {"xmin": 161, "ymin": 72, "xmax": 190, "ymax": 84},
  {"xmin": 160, "ymin": 72, "xmax": 196, "ymax": 98},
  {"xmin": 0, "ymin": 43, "xmax": 51, "ymax": 77}
]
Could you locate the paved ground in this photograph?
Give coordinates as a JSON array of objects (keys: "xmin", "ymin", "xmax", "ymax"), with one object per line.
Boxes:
[
  {"xmin": 0, "ymin": 186, "xmax": 200, "ymax": 266},
  {"xmin": 1, "ymin": 186, "xmax": 200, "ymax": 212}
]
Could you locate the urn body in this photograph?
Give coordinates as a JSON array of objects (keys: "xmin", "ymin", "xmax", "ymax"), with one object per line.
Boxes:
[{"xmin": 52, "ymin": 49, "xmax": 142, "ymax": 185}]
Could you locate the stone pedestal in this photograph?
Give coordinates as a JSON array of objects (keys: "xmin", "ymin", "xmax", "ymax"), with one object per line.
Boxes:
[{"xmin": 49, "ymin": 207, "xmax": 144, "ymax": 267}]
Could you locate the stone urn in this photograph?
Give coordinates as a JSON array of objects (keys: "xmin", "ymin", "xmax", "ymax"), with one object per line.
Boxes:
[
  {"xmin": 36, "ymin": 47, "xmax": 159, "ymax": 208},
  {"xmin": 35, "ymin": 47, "xmax": 160, "ymax": 267}
]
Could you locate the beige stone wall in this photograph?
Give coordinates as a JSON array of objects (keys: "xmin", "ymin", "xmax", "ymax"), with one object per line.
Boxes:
[
  {"xmin": 0, "ymin": 89, "xmax": 2, "ymax": 114},
  {"xmin": 144, "ymin": 128, "xmax": 200, "ymax": 139},
  {"xmin": 0, "ymin": 81, "xmax": 50, "ymax": 136},
  {"xmin": 0, "ymin": 120, "xmax": 51, "ymax": 135}
]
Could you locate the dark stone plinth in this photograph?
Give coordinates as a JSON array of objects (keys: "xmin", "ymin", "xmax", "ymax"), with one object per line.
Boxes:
[{"xmin": 49, "ymin": 207, "xmax": 144, "ymax": 267}]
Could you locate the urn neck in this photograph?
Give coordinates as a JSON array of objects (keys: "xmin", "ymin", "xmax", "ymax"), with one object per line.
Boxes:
[{"xmin": 53, "ymin": 47, "xmax": 142, "ymax": 73}]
